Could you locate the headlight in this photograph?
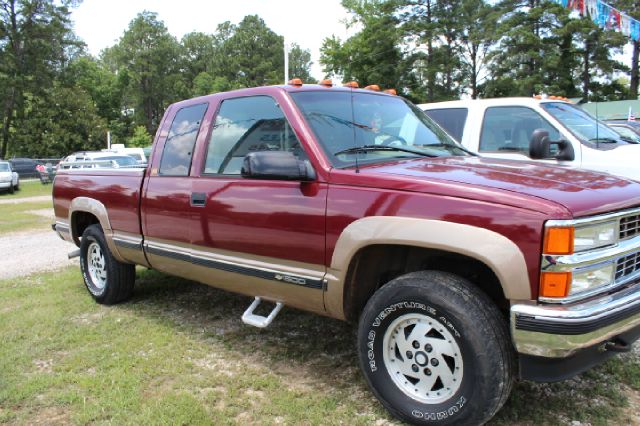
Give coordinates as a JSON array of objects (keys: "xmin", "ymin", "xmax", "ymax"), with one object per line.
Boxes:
[
  {"xmin": 541, "ymin": 220, "xmax": 621, "ymax": 301},
  {"xmin": 570, "ymin": 263, "xmax": 615, "ymax": 295},
  {"xmin": 574, "ymin": 221, "xmax": 617, "ymax": 252}
]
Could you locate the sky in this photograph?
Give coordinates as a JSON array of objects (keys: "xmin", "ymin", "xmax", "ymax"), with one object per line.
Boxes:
[
  {"xmin": 71, "ymin": 0, "xmax": 354, "ymax": 82},
  {"xmin": 72, "ymin": 0, "xmax": 634, "ymax": 90}
]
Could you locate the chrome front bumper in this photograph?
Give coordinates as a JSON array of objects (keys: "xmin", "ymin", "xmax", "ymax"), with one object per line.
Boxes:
[{"xmin": 511, "ymin": 281, "xmax": 640, "ymax": 358}]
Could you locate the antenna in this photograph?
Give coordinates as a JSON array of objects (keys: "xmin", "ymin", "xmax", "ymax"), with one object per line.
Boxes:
[{"xmin": 350, "ymin": 87, "xmax": 360, "ymax": 173}]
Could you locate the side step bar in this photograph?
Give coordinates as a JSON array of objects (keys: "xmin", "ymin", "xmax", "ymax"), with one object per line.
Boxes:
[{"xmin": 242, "ymin": 297, "xmax": 283, "ymax": 328}]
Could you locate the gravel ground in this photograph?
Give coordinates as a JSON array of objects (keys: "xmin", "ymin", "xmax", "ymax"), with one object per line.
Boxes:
[
  {"xmin": 0, "ymin": 228, "xmax": 77, "ymax": 280},
  {"xmin": 0, "ymin": 195, "xmax": 52, "ymax": 205}
]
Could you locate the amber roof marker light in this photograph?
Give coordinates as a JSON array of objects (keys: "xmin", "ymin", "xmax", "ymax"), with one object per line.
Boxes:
[
  {"xmin": 319, "ymin": 79, "xmax": 333, "ymax": 87},
  {"xmin": 288, "ymin": 78, "xmax": 303, "ymax": 86},
  {"xmin": 364, "ymin": 84, "xmax": 381, "ymax": 92},
  {"xmin": 384, "ymin": 89, "xmax": 397, "ymax": 95},
  {"xmin": 343, "ymin": 81, "xmax": 359, "ymax": 88}
]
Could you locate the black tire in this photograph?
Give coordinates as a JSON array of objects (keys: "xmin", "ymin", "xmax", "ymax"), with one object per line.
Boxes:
[
  {"xmin": 15, "ymin": 179, "xmax": 19, "ymax": 190},
  {"xmin": 79, "ymin": 224, "xmax": 135, "ymax": 305},
  {"xmin": 8, "ymin": 183, "xmax": 13, "ymax": 194},
  {"xmin": 357, "ymin": 271, "xmax": 515, "ymax": 426}
]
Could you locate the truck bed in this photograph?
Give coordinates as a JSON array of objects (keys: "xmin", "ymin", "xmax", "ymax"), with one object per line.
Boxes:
[{"xmin": 53, "ymin": 168, "xmax": 146, "ymax": 238}]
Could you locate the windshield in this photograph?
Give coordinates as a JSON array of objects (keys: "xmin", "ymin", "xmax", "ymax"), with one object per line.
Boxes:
[
  {"xmin": 609, "ymin": 126, "xmax": 640, "ymax": 144},
  {"xmin": 290, "ymin": 91, "xmax": 469, "ymax": 167},
  {"xmin": 0, "ymin": 163, "xmax": 9, "ymax": 172},
  {"xmin": 541, "ymin": 102, "xmax": 622, "ymax": 144}
]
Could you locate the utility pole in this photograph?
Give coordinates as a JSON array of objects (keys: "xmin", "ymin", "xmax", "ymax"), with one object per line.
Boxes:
[{"xmin": 284, "ymin": 38, "xmax": 289, "ymax": 84}]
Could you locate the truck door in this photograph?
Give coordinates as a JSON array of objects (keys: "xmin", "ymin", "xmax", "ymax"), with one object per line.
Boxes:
[
  {"xmin": 189, "ymin": 94, "xmax": 327, "ymax": 314},
  {"xmin": 142, "ymin": 102, "xmax": 210, "ymax": 280},
  {"xmin": 477, "ymin": 106, "xmax": 576, "ymax": 166}
]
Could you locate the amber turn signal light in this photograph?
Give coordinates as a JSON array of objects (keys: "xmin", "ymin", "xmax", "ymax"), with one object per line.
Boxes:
[
  {"xmin": 288, "ymin": 78, "xmax": 303, "ymax": 86},
  {"xmin": 343, "ymin": 81, "xmax": 359, "ymax": 88},
  {"xmin": 319, "ymin": 79, "xmax": 333, "ymax": 87},
  {"xmin": 543, "ymin": 227, "xmax": 574, "ymax": 255},
  {"xmin": 540, "ymin": 272, "xmax": 571, "ymax": 298}
]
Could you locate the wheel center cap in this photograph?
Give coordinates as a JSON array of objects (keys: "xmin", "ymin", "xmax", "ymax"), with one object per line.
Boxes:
[{"xmin": 414, "ymin": 351, "xmax": 428, "ymax": 366}]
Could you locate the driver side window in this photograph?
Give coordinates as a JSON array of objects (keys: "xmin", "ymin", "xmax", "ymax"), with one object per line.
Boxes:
[
  {"xmin": 479, "ymin": 107, "xmax": 560, "ymax": 153},
  {"xmin": 204, "ymin": 96, "xmax": 307, "ymax": 175}
]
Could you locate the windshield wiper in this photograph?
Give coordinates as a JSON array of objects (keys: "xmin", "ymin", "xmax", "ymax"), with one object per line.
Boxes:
[
  {"xmin": 588, "ymin": 137, "xmax": 618, "ymax": 144},
  {"xmin": 416, "ymin": 142, "xmax": 477, "ymax": 156},
  {"xmin": 334, "ymin": 145, "xmax": 436, "ymax": 157}
]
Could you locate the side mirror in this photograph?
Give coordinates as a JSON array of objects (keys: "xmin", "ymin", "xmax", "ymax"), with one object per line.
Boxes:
[
  {"xmin": 242, "ymin": 151, "xmax": 316, "ymax": 181},
  {"xmin": 529, "ymin": 129, "xmax": 575, "ymax": 161}
]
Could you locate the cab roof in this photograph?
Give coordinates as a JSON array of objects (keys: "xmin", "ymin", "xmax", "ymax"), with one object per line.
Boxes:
[{"xmin": 418, "ymin": 97, "xmax": 572, "ymax": 110}]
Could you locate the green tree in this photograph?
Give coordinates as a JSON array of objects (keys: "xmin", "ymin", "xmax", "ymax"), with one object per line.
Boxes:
[
  {"xmin": 103, "ymin": 11, "xmax": 182, "ymax": 135},
  {"xmin": 611, "ymin": 0, "xmax": 639, "ymax": 99},
  {"xmin": 288, "ymin": 42, "xmax": 317, "ymax": 83},
  {"xmin": 321, "ymin": 0, "xmax": 405, "ymax": 92},
  {"xmin": 215, "ymin": 15, "xmax": 284, "ymax": 87},
  {"xmin": 0, "ymin": 0, "xmax": 79, "ymax": 158},
  {"xmin": 127, "ymin": 125, "xmax": 152, "ymax": 148},
  {"xmin": 11, "ymin": 83, "xmax": 107, "ymax": 157}
]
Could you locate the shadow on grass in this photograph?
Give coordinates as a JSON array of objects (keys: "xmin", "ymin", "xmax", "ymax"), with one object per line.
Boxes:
[{"xmin": 119, "ymin": 269, "xmax": 637, "ymax": 425}]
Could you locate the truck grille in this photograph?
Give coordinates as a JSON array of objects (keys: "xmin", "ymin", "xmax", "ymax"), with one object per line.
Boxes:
[
  {"xmin": 620, "ymin": 214, "xmax": 640, "ymax": 240},
  {"xmin": 616, "ymin": 252, "xmax": 640, "ymax": 280}
]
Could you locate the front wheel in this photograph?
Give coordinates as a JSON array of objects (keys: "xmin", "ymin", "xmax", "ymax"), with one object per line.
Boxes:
[
  {"xmin": 357, "ymin": 271, "xmax": 515, "ymax": 425},
  {"xmin": 80, "ymin": 224, "xmax": 135, "ymax": 304}
]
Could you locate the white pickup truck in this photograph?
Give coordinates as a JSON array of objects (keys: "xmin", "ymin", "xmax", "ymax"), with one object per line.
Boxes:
[{"xmin": 419, "ymin": 97, "xmax": 640, "ymax": 181}]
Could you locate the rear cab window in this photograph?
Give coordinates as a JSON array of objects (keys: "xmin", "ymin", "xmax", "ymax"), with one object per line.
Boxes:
[
  {"xmin": 423, "ymin": 108, "xmax": 468, "ymax": 142},
  {"xmin": 159, "ymin": 103, "xmax": 208, "ymax": 176}
]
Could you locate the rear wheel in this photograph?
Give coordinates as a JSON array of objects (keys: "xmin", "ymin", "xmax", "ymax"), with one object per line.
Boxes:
[
  {"xmin": 8, "ymin": 183, "xmax": 13, "ymax": 194},
  {"xmin": 80, "ymin": 224, "xmax": 135, "ymax": 304},
  {"xmin": 357, "ymin": 271, "xmax": 515, "ymax": 425}
]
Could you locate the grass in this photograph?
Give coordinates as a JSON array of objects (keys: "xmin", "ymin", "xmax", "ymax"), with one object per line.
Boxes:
[
  {"xmin": 0, "ymin": 200, "xmax": 53, "ymax": 234},
  {"xmin": 0, "ymin": 179, "xmax": 52, "ymax": 200},
  {"xmin": 2, "ymin": 266, "xmax": 640, "ymax": 425}
]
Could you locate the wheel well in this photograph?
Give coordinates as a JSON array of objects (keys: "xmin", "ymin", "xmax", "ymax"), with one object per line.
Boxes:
[
  {"xmin": 343, "ymin": 244, "xmax": 509, "ymax": 322},
  {"xmin": 71, "ymin": 211, "xmax": 100, "ymax": 242}
]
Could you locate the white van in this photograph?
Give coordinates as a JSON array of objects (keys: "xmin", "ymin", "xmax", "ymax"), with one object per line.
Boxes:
[{"xmin": 420, "ymin": 97, "xmax": 640, "ymax": 181}]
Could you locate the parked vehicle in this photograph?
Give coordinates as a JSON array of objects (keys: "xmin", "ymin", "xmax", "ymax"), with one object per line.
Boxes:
[
  {"xmin": 9, "ymin": 158, "xmax": 39, "ymax": 178},
  {"xmin": 605, "ymin": 120, "xmax": 640, "ymax": 144},
  {"xmin": 53, "ymin": 83, "xmax": 640, "ymax": 425},
  {"xmin": 420, "ymin": 97, "xmax": 640, "ymax": 181},
  {"xmin": 58, "ymin": 152, "xmax": 141, "ymax": 170},
  {"xmin": 0, "ymin": 161, "xmax": 19, "ymax": 193},
  {"xmin": 104, "ymin": 144, "xmax": 147, "ymax": 164}
]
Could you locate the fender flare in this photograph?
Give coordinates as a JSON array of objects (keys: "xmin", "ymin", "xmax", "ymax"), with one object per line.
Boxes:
[
  {"xmin": 68, "ymin": 197, "xmax": 125, "ymax": 262},
  {"xmin": 324, "ymin": 216, "xmax": 531, "ymax": 319}
]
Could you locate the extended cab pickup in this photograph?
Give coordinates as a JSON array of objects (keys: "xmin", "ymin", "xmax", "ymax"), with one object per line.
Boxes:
[
  {"xmin": 53, "ymin": 84, "xmax": 640, "ymax": 425},
  {"xmin": 420, "ymin": 97, "xmax": 640, "ymax": 181}
]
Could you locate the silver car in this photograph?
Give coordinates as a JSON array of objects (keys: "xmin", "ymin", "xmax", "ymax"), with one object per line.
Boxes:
[{"xmin": 0, "ymin": 161, "xmax": 19, "ymax": 194}]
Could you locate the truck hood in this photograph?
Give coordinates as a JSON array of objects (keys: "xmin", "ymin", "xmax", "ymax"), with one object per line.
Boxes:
[{"xmin": 355, "ymin": 156, "xmax": 640, "ymax": 218}]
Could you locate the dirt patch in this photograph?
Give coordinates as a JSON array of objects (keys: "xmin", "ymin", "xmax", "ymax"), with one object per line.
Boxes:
[
  {"xmin": 32, "ymin": 359, "xmax": 54, "ymax": 374},
  {"xmin": 29, "ymin": 405, "xmax": 71, "ymax": 425},
  {"xmin": 69, "ymin": 311, "xmax": 106, "ymax": 325},
  {"xmin": 24, "ymin": 208, "xmax": 54, "ymax": 219},
  {"xmin": 624, "ymin": 387, "xmax": 640, "ymax": 426}
]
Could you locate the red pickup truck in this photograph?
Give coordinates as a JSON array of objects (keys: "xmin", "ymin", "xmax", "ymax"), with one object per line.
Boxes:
[{"xmin": 53, "ymin": 83, "xmax": 640, "ymax": 425}]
